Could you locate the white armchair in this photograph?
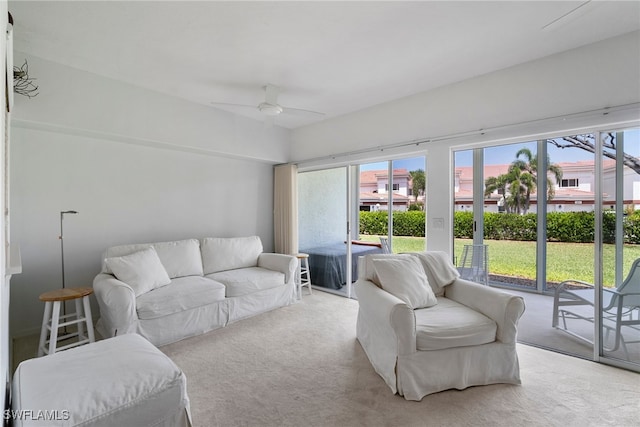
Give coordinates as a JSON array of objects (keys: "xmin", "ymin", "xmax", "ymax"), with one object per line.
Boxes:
[{"xmin": 355, "ymin": 252, "xmax": 525, "ymax": 401}]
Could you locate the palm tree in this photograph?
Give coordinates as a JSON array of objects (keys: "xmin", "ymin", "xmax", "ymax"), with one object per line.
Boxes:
[
  {"xmin": 484, "ymin": 148, "xmax": 563, "ymax": 214},
  {"xmin": 409, "ymin": 169, "xmax": 426, "ymax": 209},
  {"xmin": 484, "ymin": 167, "xmax": 528, "ymax": 213},
  {"xmin": 484, "ymin": 174, "xmax": 511, "ymax": 212},
  {"xmin": 512, "ymin": 148, "xmax": 563, "ymax": 212},
  {"xmin": 506, "ymin": 164, "xmax": 536, "ymax": 214}
]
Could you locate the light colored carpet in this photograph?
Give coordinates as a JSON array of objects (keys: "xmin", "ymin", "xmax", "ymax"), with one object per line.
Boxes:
[{"xmin": 160, "ymin": 291, "xmax": 640, "ymax": 427}]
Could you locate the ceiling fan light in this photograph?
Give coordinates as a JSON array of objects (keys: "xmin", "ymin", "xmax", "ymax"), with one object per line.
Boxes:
[{"xmin": 258, "ymin": 102, "xmax": 283, "ymax": 116}]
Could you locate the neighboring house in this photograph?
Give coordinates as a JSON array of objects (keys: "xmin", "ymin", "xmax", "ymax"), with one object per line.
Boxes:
[
  {"xmin": 455, "ymin": 159, "xmax": 640, "ymax": 212},
  {"xmin": 359, "ymin": 169, "xmax": 416, "ymax": 211}
]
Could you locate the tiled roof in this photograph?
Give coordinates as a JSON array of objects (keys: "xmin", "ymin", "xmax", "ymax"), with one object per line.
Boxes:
[
  {"xmin": 360, "ymin": 191, "xmax": 410, "ymax": 202},
  {"xmin": 359, "ymin": 169, "xmax": 410, "ymax": 184}
]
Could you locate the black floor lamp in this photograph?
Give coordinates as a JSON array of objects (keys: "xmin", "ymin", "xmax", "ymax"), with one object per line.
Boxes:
[
  {"xmin": 60, "ymin": 210, "xmax": 78, "ymax": 290},
  {"xmin": 59, "ymin": 210, "xmax": 78, "ymax": 328}
]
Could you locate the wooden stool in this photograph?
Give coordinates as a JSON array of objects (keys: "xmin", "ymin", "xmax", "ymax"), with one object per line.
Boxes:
[
  {"xmin": 37, "ymin": 287, "xmax": 95, "ymax": 357},
  {"xmin": 296, "ymin": 253, "xmax": 312, "ymax": 299}
]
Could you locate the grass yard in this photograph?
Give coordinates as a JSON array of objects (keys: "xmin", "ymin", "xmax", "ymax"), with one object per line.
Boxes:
[{"xmin": 358, "ymin": 235, "xmax": 640, "ymax": 288}]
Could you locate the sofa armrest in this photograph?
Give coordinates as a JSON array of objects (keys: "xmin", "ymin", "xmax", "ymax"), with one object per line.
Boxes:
[
  {"xmin": 355, "ymin": 279, "xmax": 416, "ymax": 356},
  {"xmin": 258, "ymin": 253, "xmax": 297, "ymax": 284},
  {"xmin": 93, "ymin": 273, "xmax": 138, "ymax": 338},
  {"xmin": 445, "ymin": 278, "xmax": 525, "ymax": 344}
]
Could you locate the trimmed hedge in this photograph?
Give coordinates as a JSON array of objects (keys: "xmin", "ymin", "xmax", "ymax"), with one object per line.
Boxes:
[
  {"xmin": 359, "ymin": 211, "xmax": 425, "ymax": 237},
  {"xmin": 360, "ymin": 210, "xmax": 640, "ymax": 244},
  {"xmin": 454, "ymin": 211, "xmax": 639, "ymax": 244}
]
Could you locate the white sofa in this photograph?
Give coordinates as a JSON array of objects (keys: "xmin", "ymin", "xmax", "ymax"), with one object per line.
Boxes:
[
  {"xmin": 93, "ymin": 236, "xmax": 297, "ymax": 346},
  {"xmin": 355, "ymin": 252, "xmax": 525, "ymax": 400}
]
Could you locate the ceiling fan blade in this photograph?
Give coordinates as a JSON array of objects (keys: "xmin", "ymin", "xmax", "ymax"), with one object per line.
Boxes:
[
  {"xmin": 264, "ymin": 84, "xmax": 279, "ymax": 106},
  {"xmin": 281, "ymin": 106, "xmax": 326, "ymax": 118},
  {"xmin": 210, "ymin": 101, "xmax": 257, "ymax": 110}
]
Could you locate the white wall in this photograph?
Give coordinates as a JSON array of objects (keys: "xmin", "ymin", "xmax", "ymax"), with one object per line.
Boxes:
[
  {"xmin": 291, "ymin": 31, "xmax": 640, "ymax": 253},
  {"xmin": 1, "ymin": 0, "xmax": 9, "ymax": 413},
  {"xmin": 9, "ymin": 53, "xmax": 290, "ymax": 336},
  {"xmin": 298, "ymin": 168, "xmax": 347, "ymax": 249}
]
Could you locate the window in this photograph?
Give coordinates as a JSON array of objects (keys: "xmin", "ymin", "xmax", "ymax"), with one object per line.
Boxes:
[
  {"xmin": 385, "ymin": 183, "xmax": 400, "ymax": 191},
  {"xmin": 560, "ymin": 178, "xmax": 578, "ymax": 188}
]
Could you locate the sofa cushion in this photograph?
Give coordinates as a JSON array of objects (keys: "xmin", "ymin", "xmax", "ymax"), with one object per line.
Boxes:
[
  {"xmin": 201, "ymin": 236, "xmax": 263, "ymax": 274},
  {"xmin": 153, "ymin": 239, "xmax": 204, "ymax": 278},
  {"xmin": 136, "ymin": 276, "xmax": 226, "ymax": 320},
  {"xmin": 414, "ymin": 297, "xmax": 497, "ymax": 351},
  {"xmin": 206, "ymin": 267, "xmax": 285, "ymax": 297},
  {"xmin": 372, "ymin": 256, "xmax": 437, "ymax": 309},
  {"xmin": 105, "ymin": 247, "xmax": 171, "ymax": 297},
  {"xmin": 102, "ymin": 239, "xmax": 204, "ymax": 279}
]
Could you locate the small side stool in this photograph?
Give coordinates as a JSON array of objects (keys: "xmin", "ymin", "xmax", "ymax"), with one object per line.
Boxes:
[
  {"xmin": 296, "ymin": 253, "xmax": 312, "ymax": 299},
  {"xmin": 38, "ymin": 287, "xmax": 95, "ymax": 357}
]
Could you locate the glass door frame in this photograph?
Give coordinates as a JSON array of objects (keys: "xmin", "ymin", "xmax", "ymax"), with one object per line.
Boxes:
[
  {"xmin": 454, "ymin": 125, "xmax": 639, "ymax": 372},
  {"xmin": 596, "ymin": 128, "xmax": 639, "ymax": 371}
]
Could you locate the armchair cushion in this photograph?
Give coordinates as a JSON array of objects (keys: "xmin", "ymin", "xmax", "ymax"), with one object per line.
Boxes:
[
  {"xmin": 373, "ymin": 256, "xmax": 437, "ymax": 309},
  {"xmin": 361, "ymin": 253, "xmax": 413, "ymax": 286},
  {"xmin": 105, "ymin": 247, "xmax": 171, "ymax": 296},
  {"xmin": 410, "ymin": 251, "xmax": 460, "ymax": 296},
  {"xmin": 414, "ymin": 297, "xmax": 497, "ymax": 350}
]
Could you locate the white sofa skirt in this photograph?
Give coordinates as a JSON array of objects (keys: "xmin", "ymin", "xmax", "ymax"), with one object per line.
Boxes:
[
  {"xmin": 12, "ymin": 334, "xmax": 191, "ymax": 427},
  {"xmin": 227, "ymin": 281, "xmax": 296, "ymax": 324},
  {"xmin": 139, "ymin": 298, "xmax": 229, "ymax": 347},
  {"xmin": 123, "ymin": 281, "xmax": 295, "ymax": 346}
]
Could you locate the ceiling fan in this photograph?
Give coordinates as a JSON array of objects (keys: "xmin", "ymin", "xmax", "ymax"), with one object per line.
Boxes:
[{"xmin": 210, "ymin": 84, "xmax": 325, "ymax": 123}]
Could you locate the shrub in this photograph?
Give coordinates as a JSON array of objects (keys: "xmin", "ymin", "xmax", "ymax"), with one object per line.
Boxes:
[
  {"xmin": 625, "ymin": 211, "xmax": 640, "ymax": 244},
  {"xmin": 359, "ymin": 211, "xmax": 387, "ymax": 235},
  {"xmin": 547, "ymin": 211, "xmax": 595, "ymax": 243},
  {"xmin": 453, "ymin": 211, "xmax": 474, "ymax": 239},
  {"xmin": 362, "ymin": 210, "xmax": 639, "ymax": 244},
  {"xmin": 392, "ymin": 211, "xmax": 425, "ymax": 237},
  {"xmin": 359, "ymin": 211, "xmax": 426, "ymax": 237}
]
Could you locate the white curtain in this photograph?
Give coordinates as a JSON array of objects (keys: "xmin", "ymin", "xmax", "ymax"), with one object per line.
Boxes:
[{"xmin": 273, "ymin": 163, "xmax": 298, "ymax": 255}]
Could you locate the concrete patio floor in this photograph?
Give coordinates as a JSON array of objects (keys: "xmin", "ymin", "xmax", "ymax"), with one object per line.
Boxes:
[{"xmin": 502, "ymin": 287, "xmax": 640, "ymax": 365}]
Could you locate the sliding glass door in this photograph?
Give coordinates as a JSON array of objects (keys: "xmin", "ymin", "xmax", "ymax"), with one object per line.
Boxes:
[
  {"xmin": 543, "ymin": 134, "xmax": 597, "ymax": 359},
  {"xmin": 297, "ymin": 155, "xmax": 426, "ymax": 299},
  {"xmin": 454, "ymin": 127, "xmax": 640, "ymax": 371},
  {"xmin": 358, "ymin": 156, "xmax": 426, "ymax": 254},
  {"xmin": 298, "ymin": 167, "xmax": 351, "ymax": 296},
  {"xmin": 454, "ymin": 142, "xmax": 539, "ymax": 288},
  {"xmin": 599, "ymin": 128, "xmax": 640, "ymax": 366}
]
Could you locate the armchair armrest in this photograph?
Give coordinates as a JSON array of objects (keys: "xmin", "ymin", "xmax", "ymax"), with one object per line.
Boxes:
[
  {"xmin": 445, "ymin": 278, "xmax": 525, "ymax": 344},
  {"xmin": 93, "ymin": 273, "xmax": 138, "ymax": 338},
  {"xmin": 355, "ymin": 279, "xmax": 416, "ymax": 355},
  {"xmin": 258, "ymin": 253, "xmax": 297, "ymax": 284}
]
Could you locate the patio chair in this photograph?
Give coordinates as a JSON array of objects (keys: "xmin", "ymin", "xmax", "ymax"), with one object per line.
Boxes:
[
  {"xmin": 379, "ymin": 236, "xmax": 391, "ymax": 254},
  {"xmin": 457, "ymin": 244, "xmax": 488, "ymax": 285},
  {"xmin": 552, "ymin": 258, "xmax": 640, "ymax": 359}
]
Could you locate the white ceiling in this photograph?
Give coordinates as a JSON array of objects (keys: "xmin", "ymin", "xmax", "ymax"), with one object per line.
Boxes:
[{"xmin": 8, "ymin": 1, "xmax": 640, "ymax": 129}]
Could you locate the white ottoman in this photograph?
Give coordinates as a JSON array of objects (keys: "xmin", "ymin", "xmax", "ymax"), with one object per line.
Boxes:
[{"xmin": 12, "ymin": 334, "xmax": 191, "ymax": 427}]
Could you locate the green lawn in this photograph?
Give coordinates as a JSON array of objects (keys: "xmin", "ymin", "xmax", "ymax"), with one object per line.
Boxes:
[{"xmin": 358, "ymin": 235, "xmax": 639, "ymax": 287}]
